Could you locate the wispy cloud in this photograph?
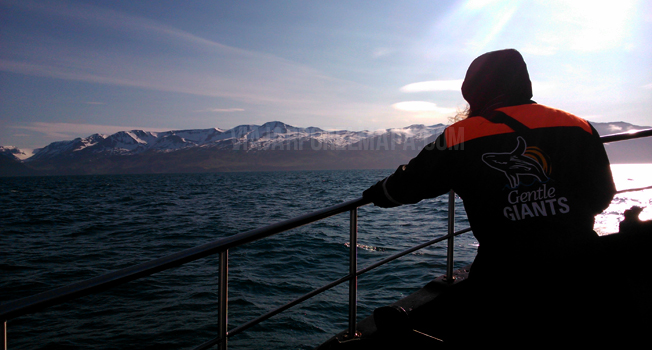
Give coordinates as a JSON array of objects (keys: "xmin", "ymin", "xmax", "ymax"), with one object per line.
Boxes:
[
  {"xmin": 371, "ymin": 47, "xmax": 394, "ymax": 59},
  {"xmin": 400, "ymin": 80, "xmax": 463, "ymax": 93},
  {"xmin": 392, "ymin": 101, "xmax": 456, "ymax": 114},
  {"xmin": 0, "ymin": 0, "xmax": 371, "ymax": 119},
  {"xmin": 5, "ymin": 0, "xmax": 240, "ymax": 54},
  {"xmin": 196, "ymin": 108, "xmax": 245, "ymax": 113},
  {"xmin": 644, "ymin": 83, "xmax": 652, "ymax": 89}
]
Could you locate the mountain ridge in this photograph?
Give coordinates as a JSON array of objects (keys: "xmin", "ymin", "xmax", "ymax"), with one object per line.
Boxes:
[
  {"xmin": 23, "ymin": 122, "xmax": 446, "ymax": 160},
  {"xmin": 1, "ymin": 121, "xmax": 650, "ymax": 177}
]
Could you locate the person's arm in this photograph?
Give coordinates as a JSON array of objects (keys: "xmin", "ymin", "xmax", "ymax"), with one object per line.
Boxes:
[{"xmin": 362, "ymin": 133, "xmax": 453, "ymax": 207}]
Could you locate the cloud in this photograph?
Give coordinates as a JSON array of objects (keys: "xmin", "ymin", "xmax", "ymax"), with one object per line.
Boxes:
[
  {"xmin": 372, "ymin": 47, "xmax": 394, "ymax": 58},
  {"xmin": 400, "ymin": 80, "xmax": 463, "ymax": 93},
  {"xmin": 85, "ymin": 101, "xmax": 106, "ymax": 105},
  {"xmin": 196, "ymin": 108, "xmax": 245, "ymax": 113},
  {"xmin": 643, "ymin": 83, "xmax": 652, "ymax": 89},
  {"xmin": 6, "ymin": 0, "xmax": 238, "ymax": 54},
  {"xmin": 12, "ymin": 122, "xmax": 171, "ymax": 140},
  {"xmin": 0, "ymin": 0, "xmax": 372, "ymax": 120},
  {"xmin": 392, "ymin": 101, "xmax": 456, "ymax": 114}
]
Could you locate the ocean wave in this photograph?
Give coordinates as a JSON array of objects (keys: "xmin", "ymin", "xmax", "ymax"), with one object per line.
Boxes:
[{"xmin": 1, "ymin": 167, "xmax": 648, "ymax": 349}]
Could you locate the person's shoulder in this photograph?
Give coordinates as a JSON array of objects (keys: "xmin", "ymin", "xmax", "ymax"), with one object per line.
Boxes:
[
  {"xmin": 444, "ymin": 116, "xmax": 513, "ymax": 147},
  {"xmin": 499, "ymin": 104, "xmax": 593, "ymax": 134}
]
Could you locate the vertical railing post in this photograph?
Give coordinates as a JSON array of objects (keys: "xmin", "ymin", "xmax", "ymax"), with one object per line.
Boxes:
[
  {"xmin": 446, "ymin": 190, "xmax": 455, "ymax": 283},
  {"xmin": 218, "ymin": 250, "xmax": 229, "ymax": 350},
  {"xmin": 2, "ymin": 320, "xmax": 6, "ymax": 350},
  {"xmin": 347, "ymin": 208, "xmax": 359, "ymax": 339}
]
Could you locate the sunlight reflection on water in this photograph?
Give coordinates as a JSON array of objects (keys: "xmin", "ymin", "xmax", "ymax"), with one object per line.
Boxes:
[{"xmin": 594, "ymin": 164, "xmax": 652, "ymax": 235}]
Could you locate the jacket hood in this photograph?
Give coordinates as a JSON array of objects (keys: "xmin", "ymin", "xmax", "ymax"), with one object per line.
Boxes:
[{"xmin": 461, "ymin": 49, "xmax": 533, "ymax": 114}]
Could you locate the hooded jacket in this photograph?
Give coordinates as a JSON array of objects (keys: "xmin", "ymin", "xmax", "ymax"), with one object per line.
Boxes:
[{"xmin": 363, "ymin": 49, "xmax": 616, "ymax": 277}]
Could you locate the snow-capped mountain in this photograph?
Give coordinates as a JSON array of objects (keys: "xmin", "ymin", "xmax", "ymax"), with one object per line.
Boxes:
[
  {"xmin": 0, "ymin": 146, "xmax": 41, "ymax": 176},
  {"xmin": 26, "ymin": 121, "xmax": 447, "ymax": 161},
  {"xmin": 1, "ymin": 120, "xmax": 650, "ymax": 176},
  {"xmin": 0, "ymin": 146, "xmax": 28, "ymax": 161}
]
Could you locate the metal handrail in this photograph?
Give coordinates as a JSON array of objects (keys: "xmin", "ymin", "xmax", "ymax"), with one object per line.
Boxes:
[
  {"xmin": 599, "ymin": 128, "xmax": 652, "ymax": 143},
  {"xmin": 2, "ymin": 128, "xmax": 651, "ymax": 349},
  {"xmin": 194, "ymin": 225, "xmax": 472, "ymax": 350},
  {"xmin": 0, "ymin": 197, "xmax": 370, "ymax": 350}
]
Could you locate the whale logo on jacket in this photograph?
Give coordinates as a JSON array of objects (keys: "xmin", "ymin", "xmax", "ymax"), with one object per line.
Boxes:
[{"xmin": 482, "ymin": 136, "xmax": 550, "ymax": 188}]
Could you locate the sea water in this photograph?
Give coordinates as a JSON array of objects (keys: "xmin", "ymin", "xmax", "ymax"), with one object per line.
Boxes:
[{"xmin": 1, "ymin": 165, "xmax": 650, "ymax": 350}]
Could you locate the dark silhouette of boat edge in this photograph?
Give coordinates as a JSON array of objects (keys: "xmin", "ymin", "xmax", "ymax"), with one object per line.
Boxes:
[{"xmin": 316, "ymin": 206, "xmax": 652, "ymax": 349}]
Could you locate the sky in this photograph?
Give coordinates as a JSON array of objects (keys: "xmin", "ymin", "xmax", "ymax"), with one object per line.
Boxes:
[{"xmin": 1, "ymin": 0, "xmax": 651, "ymax": 153}]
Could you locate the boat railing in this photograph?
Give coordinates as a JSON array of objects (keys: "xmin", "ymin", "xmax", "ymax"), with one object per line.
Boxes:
[{"xmin": 2, "ymin": 128, "xmax": 651, "ymax": 350}]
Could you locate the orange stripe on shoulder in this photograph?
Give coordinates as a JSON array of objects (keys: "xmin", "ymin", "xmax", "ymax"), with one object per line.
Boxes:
[
  {"xmin": 497, "ymin": 104, "xmax": 593, "ymax": 134},
  {"xmin": 445, "ymin": 117, "xmax": 513, "ymax": 147},
  {"xmin": 445, "ymin": 104, "xmax": 593, "ymax": 147}
]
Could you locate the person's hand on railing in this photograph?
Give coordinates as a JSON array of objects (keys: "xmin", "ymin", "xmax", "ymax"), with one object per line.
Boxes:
[{"xmin": 362, "ymin": 178, "xmax": 399, "ymax": 208}]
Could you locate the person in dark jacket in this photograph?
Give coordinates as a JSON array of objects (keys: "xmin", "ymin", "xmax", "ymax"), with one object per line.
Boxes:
[{"xmin": 362, "ymin": 49, "xmax": 639, "ymax": 346}]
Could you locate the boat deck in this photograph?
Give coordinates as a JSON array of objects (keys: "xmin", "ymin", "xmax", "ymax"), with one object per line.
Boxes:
[
  {"xmin": 317, "ymin": 222, "xmax": 652, "ymax": 349},
  {"xmin": 316, "ymin": 266, "xmax": 471, "ymax": 350}
]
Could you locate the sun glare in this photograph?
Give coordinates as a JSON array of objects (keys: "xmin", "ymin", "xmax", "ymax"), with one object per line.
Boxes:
[
  {"xmin": 453, "ymin": 0, "xmax": 638, "ymax": 54},
  {"xmin": 553, "ymin": 0, "xmax": 636, "ymax": 51}
]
